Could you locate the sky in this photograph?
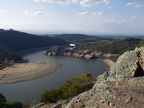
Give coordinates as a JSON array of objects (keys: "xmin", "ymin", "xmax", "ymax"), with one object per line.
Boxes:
[{"xmin": 0, "ymin": 0, "xmax": 144, "ymax": 35}]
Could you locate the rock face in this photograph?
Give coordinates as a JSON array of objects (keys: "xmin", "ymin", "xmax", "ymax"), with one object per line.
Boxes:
[
  {"xmin": 39, "ymin": 47, "xmax": 144, "ymax": 108},
  {"xmin": 43, "ymin": 46, "xmax": 117, "ymax": 59}
]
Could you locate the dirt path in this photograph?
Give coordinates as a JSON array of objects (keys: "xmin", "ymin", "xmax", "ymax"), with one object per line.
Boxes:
[{"xmin": 0, "ymin": 60, "xmax": 62, "ymax": 84}]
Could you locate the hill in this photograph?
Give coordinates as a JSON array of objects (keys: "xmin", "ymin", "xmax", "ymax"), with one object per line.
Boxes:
[
  {"xmin": 0, "ymin": 45, "xmax": 22, "ymax": 61},
  {"xmin": 50, "ymin": 34, "xmax": 111, "ymax": 43},
  {"xmin": 0, "ymin": 29, "xmax": 69, "ymax": 52},
  {"xmin": 44, "ymin": 38, "xmax": 142, "ymax": 61}
]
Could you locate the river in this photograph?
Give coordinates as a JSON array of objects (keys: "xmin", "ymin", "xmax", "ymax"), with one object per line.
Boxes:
[{"xmin": 0, "ymin": 50, "xmax": 108, "ymax": 104}]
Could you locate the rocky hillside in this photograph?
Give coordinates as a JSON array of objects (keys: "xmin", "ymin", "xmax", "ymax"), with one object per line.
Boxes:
[
  {"xmin": 43, "ymin": 38, "xmax": 142, "ymax": 60},
  {"xmin": 39, "ymin": 47, "xmax": 144, "ymax": 108}
]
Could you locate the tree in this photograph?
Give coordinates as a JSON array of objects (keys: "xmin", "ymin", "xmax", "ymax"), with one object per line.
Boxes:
[
  {"xmin": 41, "ymin": 88, "xmax": 61, "ymax": 103},
  {"xmin": 0, "ymin": 93, "xmax": 7, "ymax": 107},
  {"xmin": 0, "ymin": 93, "xmax": 23, "ymax": 108}
]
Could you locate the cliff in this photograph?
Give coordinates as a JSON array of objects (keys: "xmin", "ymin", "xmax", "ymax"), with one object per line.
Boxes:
[{"xmin": 39, "ymin": 47, "xmax": 144, "ymax": 108}]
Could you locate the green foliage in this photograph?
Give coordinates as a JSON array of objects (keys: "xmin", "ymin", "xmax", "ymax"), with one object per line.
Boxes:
[
  {"xmin": 23, "ymin": 100, "xmax": 36, "ymax": 108},
  {"xmin": 41, "ymin": 73, "xmax": 96, "ymax": 103},
  {"xmin": 4, "ymin": 101, "xmax": 23, "ymax": 108},
  {"xmin": 0, "ymin": 93, "xmax": 7, "ymax": 107},
  {"xmin": 137, "ymin": 40, "xmax": 144, "ymax": 48},
  {"xmin": 40, "ymin": 88, "xmax": 61, "ymax": 103},
  {"xmin": 0, "ymin": 45, "xmax": 22, "ymax": 61},
  {"xmin": 0, "ymin": 93, "xmax": 23, "ymax": 108},
  {"xmin": 0, "ymin": 30, "xmax": 68, "ymax": 52},
  {"xmin": 54, "ymin": 34, "xmax": 111, "ymax": 43},
  {"xmin": 77, "ymin": 38, "xmax": 141, "ymax": 54}
]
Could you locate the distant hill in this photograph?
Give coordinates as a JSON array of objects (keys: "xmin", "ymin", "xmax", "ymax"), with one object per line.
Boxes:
[
  {"xmin": 0, "ymin": 29, "xmax": 69, "ymax": 52},
  {"xmin": 51, "ymin": 34, "xmax": 111, "ymax": 44},
  {"xmin": 76, "ymin": 38, "xmax": 142, "ymax": 54}
]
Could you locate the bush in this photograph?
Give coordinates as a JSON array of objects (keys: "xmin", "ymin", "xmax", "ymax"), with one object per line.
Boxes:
[
  {"xmin": 41, "ymin": 73, "xmax": 96, "ymax": 102},
  {"xmin": 137, "ymin": 40, "xmax": 144, "ymax": 48},
  {"xmin": 41, "ymin": 88, "xmax": 61, "ymax": 103},
  {"xmin": 0, "ymin": 93, "xmax": 23, "ymax": 108}
]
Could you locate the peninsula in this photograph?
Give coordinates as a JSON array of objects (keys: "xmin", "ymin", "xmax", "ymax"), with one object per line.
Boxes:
[{"xmin": 0, "ymin": 60, "xmax": 62, "ymax": 84}]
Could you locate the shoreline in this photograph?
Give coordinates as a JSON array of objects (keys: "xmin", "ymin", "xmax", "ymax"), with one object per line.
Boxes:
[
  {"xmin": 103, "ymin": 59, "xmax": 114, "ymax": 70},
  {"xmin": 0, "ymin": 60, "xmax": 62, "ymax": 85}
]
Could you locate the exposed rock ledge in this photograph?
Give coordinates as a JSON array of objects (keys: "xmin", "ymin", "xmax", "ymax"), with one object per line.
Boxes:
[
  {"xmin": 38, "ymin": 47, "xmax": 144, "ymax": 108},
  {"xmin": 43, "ymin": 46, "xmax": 117, "ymax": 59}
]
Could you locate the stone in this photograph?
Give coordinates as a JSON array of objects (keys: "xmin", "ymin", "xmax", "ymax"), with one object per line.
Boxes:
[{"xmin": 125, "ymin": 97, "xmax": 132, "ymax": 103}]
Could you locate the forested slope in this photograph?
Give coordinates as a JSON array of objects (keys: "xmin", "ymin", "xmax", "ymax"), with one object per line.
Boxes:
[{"xmin": 0, "ymin": 30, "xmax": 68, "ymax": 52}]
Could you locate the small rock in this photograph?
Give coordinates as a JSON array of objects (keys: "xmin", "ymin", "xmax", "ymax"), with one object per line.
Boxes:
[
  {"xmin": 99, "ymin": 98, "xmax": 105, "ymax": 103},
  {"xmin": 109, "ymin": 101, "xmax": 115, "ymax": 107},
  {"xmin": 125, "ymin": 97, "xmax": 132, "ymax": 103}
]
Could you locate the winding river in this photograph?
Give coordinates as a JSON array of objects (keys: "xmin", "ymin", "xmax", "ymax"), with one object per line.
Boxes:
[{"xmin": 0, "ymin": 50, "xmax": 108, "ymax": 103}]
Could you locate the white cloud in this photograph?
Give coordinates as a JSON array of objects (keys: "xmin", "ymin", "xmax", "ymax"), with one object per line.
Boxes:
[
  {"xmin": 105, "ymin": 19, "xmax": 115, "ymax": 23},
  {"xmin": 126, "ymin": 2, "xmax": 134, "ymax": 6},
  {"xmin": 92, "ymin": 11, "xmax": 104, "ymax": 16},
  {"xmin": 0, "ymin": 10, "xmax": 8, "ymax": 13},
  {"xmin": 34, "ymin": 0, "xmax": 70, "ymax": 4},
  {"xmin": 34, "ymin": 0, "xmax": 110, "ymax": 7},
  {"xmin": 130, "ymin": 16, "xmax": 136, "ymax": 19},
  {"xmin": 104, "ymin": 19, "xmax": 127, "ymax": 24},
  {"xmin": 72, "ymin": 0, "xmax": 109, "ymax": 7},
  {"xmin": 77, "ymin": 11, "xmax": 89, "ymax": 15},
  {"xmin": 77, "ymin": 11, "xmax": 104, "ymax": 16},
  {"xmin": 25, "ymin": 11, "xmax": 46, "ymax": 15},
  {"xmin": 126, "ymin": 2, "xmax": 144, "ymax": 9}
]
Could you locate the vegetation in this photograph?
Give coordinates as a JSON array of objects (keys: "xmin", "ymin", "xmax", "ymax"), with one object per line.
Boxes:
[
  {"xmin": 40, "ymin": 73, "xmax": 96, "ymax": 103},
  {"xmin": 76, "ymin": 38, "xmax": 141, "ymax": 54},
  {"xmin": 0, "ymin": 45, "xmax": 22, "ymax": 61},
  {"xmin": 0, "ymin": 29, "xmax": 68, "ymax": 52},
  {"xmin": 41, "ymin": 88, "xmax": 61, "ymax": 103},
  {"xmin": 53, "ymin": 34, "xmax": 111, "ymax": 44},
  {"xmin": 0, "ymin": 29, "xmax": 68, "ymax": 69},
  {"xmin": 0, "ymin": 93, "xmax": 23, "ymax": 108},
  {"xmin": 75, "ymin": 38, "xmax": 142, "ymax": 61},
  {"xmin": 137, "ymin": 39, "xmax": 144, "ymax": 48},
  {"xmin": 22, "ymin": 100, "xmax": 36, "ymax": 108},
  {"xmin": 0, "ymin": 45, "xmax": 22, "ymax": 69}
]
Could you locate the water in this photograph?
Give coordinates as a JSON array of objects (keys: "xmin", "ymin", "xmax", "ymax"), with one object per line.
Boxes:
[{"xmin": 0, "ymin": 50, "xmax": 108, "ymax": 103}]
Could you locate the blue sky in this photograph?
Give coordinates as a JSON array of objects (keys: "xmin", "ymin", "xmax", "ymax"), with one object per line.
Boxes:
[{"xmin": 0, "ymin": 0, "xmax": 144, "ymax": 35}]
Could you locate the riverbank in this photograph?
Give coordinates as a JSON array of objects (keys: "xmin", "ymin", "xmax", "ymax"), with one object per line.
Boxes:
[
  {"xmin": 0, "ymin": 60, "xmax": 62, "ymax": 85},
  {"xmin": 103, "ymin": 59, "xmax": 115, "ymax": 70}
]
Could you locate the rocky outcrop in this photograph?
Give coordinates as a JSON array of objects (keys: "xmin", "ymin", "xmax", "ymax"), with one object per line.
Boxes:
[
  {"xmin": 39, "ymin": 47, "xmax": 144, "ymax": 108},
  {"xmin": 43, "ymin": 46, "xmax": 117, "ymax": 59},
  {"xmin": 43, "ymin": 46, "xmax": 66, "ymax": 56}
]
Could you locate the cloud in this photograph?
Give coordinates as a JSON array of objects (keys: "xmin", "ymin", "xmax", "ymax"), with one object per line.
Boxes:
[
  {"xmin": 77, "ymin": 11, "xmax": 89, "ymax": 15},
  {"xmin": 0, "ymin": 10, "xmax": 8, "ymax": 13},
  {"xmin": 130, "ymin": 16, "xmax": 136, "ymax": 19},
  {"xmin": 34, "ymin": 0, "xmax": 110, "ymax": 7},
  {"xmin": 126, "ymin": 2, "xmax": 144, "ymax": 9},
  {"xmin": 107, "ymin": 6, "xmax": 113, "ymax": 9},
  {"xmin": 25, "ymin": 11, "xmax": 46, "ymax": 15},
  {"xmin": 34, "ymin": 0, "xmax": 70, "ymax": 4},
  {"xmin": 77, "ymin": 11, "xmax": 104, "ymax": 16},
  {"xmin": 72, "ymin": 0, "xmax": 109, "ymax": 7},
  {"xmin": 104, "ymin": 19, "xmax": 127, "ymax": 24},
  {"xmin": 92, "ymin": 11, "xmax": 104, "ymax": 16},
  {"xmin": 104, "ymin": 19, "xmax": 115, "ymax": 23}
]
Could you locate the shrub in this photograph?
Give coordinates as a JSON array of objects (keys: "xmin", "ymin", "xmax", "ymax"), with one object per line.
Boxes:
[
  {"xmin": 0, "ymin": 93, "xmax": 23, "ymax": 108},
  {"xmin": 40, "ymin": 88, "xmax": 61, "ymax": 103},
  {"xmin": 40, "ymin": 73, "xmax": 96, "ymax": 102}
]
